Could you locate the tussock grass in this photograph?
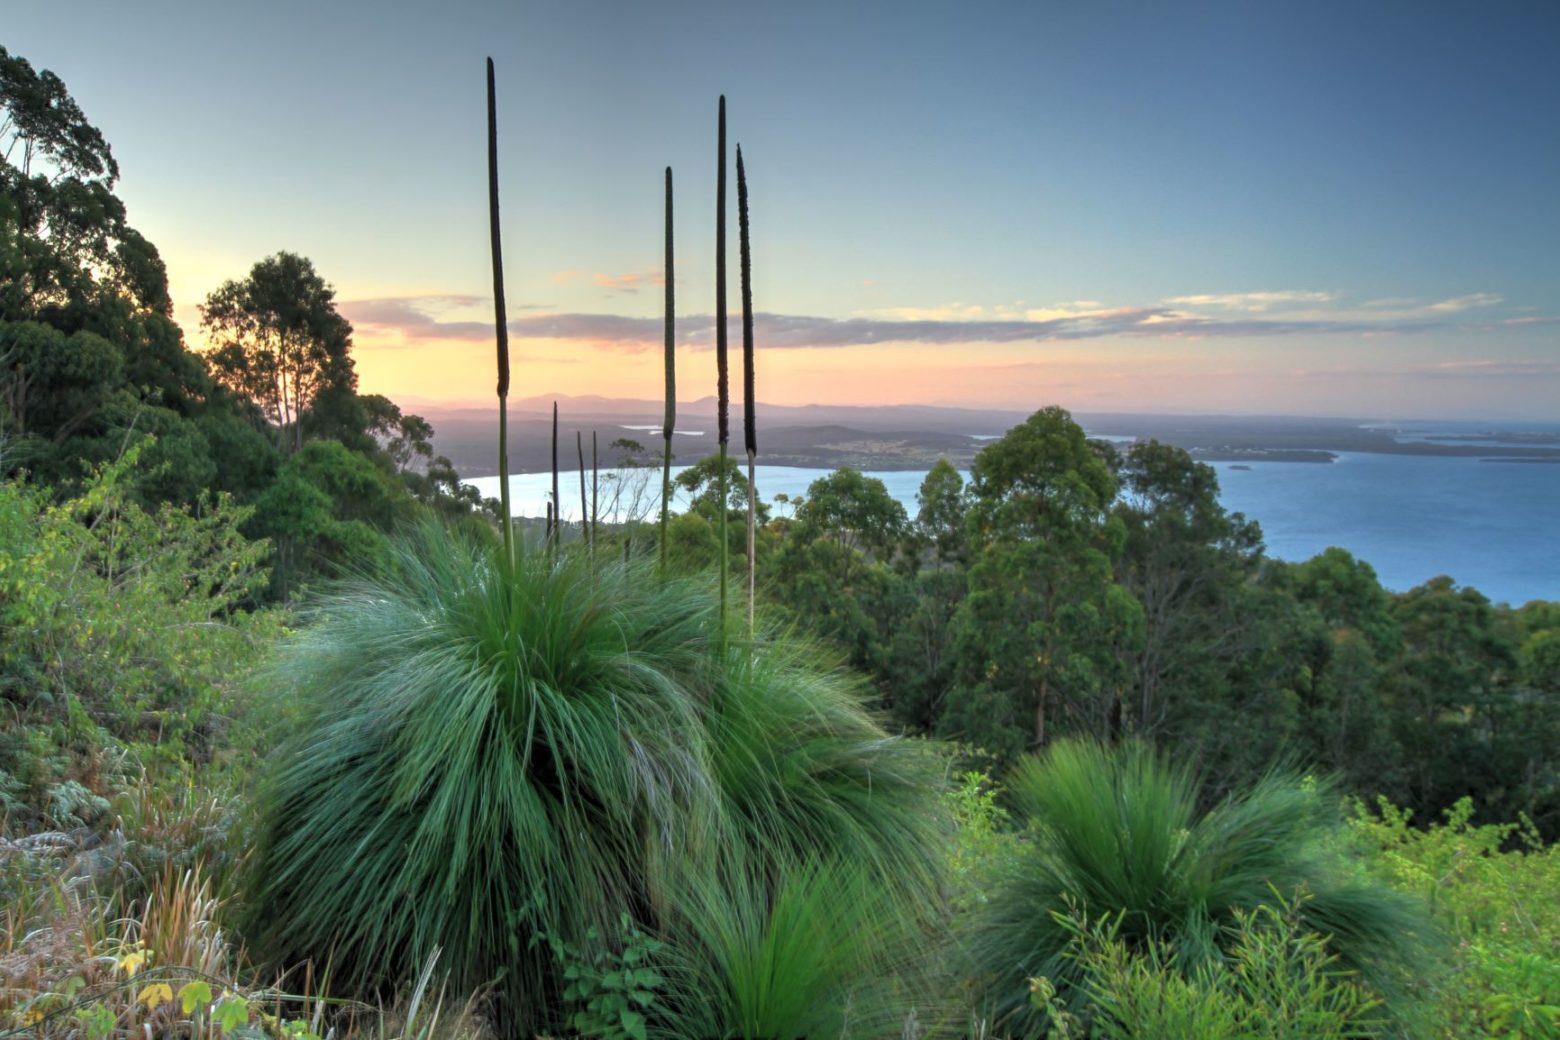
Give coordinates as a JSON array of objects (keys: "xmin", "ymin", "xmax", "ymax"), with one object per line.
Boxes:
[
  {"xmin": 968, "ymin": 739, "xmax": 1433, "ymax": 1035},
  {"xmin": 243, "ymin": 522, "xmax": 951, "ymax": 1031},
  {"xmin": 660, "ymin": 855, "xmax": 949, "ymax": 1039}
]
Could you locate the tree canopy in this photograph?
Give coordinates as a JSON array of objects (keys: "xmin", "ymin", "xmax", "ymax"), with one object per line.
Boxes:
[{"xmin": 200, "ymin": 252, "xmax": 355, "ymax": 454}]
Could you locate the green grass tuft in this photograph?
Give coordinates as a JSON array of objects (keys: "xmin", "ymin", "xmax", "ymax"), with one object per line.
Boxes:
[
  {"xmin": 243, "ymin": 521, "xmax": 950, "ymax": 1031},
  {"xmin": 968, "ymin": 739, "xmax": 1435, "ymax": 1036}
]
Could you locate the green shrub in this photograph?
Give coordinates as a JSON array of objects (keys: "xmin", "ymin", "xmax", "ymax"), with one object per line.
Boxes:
[
  {"xmin": 541, "ymin": 911, "xmax": 666, "ymax": 1040},
  {"xmin": 1346, "ymin": 797, "xmax": 1560, "ymax": 1038},
  {"xmin": 0, "ymin": 451, "xmax": 275, "ymax": 829},
  {"xmin": 1045, "ymin": 895, "xmax": 1386, "ymax": 1039},
  {"xmin": 243, "ymin": 522, "xmax": 950, "ymax": 1032},
  {"xmin": 656, "ymin": 854, "xmax": 949, "ymax": 1040},
  {"xmin": 946, "ymin": 769, "xmax": 1021, "ymax": 914},
  {"xmin": 966, "ymin": 740, "xmax": 1432, "ymax": 1036}
]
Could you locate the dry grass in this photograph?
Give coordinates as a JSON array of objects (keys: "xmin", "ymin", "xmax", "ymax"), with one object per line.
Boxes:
[{"xmin": 0, "ymin": 829, "xmax": 487, "ymax": 1039}]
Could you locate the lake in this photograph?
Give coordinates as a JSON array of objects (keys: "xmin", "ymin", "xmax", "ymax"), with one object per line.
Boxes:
[{"xmin": 467, "ymin": 452, "xmax": 1560, "ymax": 605}]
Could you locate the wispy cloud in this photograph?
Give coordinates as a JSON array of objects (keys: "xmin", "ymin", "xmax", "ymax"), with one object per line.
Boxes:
[
  {"xmin": 1418, "ymin": 359, "xmax": 1560, "ymax": 378},
  {"xmin": 1426, "ymin": 292, "xmax": 1503, "ymax": 313},
  {"xmin": 862, "ymin": 302, "xmax": 990, "ymax": 321},
  {"xmin": 1164, "ymin": 290, "xmax": 1338, "ymax": 311},
  {"xmin": 593, "ymin": 269, "xmax": 664, "ymax": 295},
  {"xmin": 339, "ymin": 296, "xmax": 491, "ymax": 340},
  {"xmin": 547, "ymin": 268, "xmax": 664, "ymax": 295},
  {"xmin": 338, "ymin": 290, "xmax": 1544, "ymax": 353}
]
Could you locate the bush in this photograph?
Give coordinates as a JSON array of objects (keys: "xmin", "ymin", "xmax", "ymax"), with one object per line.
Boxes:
[
  {"xmin": 966, "ymin": 740, "xmax": 1432, "ymax": 1036},
  {"xmin": 658, "ymin": 853, "xmax": 951, "ymax": 1039},
  {"xmin": 243, "ymin": 522, "xmax": 950, "ymax": 1033},
  {"xmin": 0, "ymin": 449, "xmax": 276, "ymax": 829},
  {"xmin": 1345, "ymin": 797, "xmax": 1560, "ymax": 1038},
  {"xmin": 1039, "ymin": 895, "xmax": 1386, "ymax": 1039}
]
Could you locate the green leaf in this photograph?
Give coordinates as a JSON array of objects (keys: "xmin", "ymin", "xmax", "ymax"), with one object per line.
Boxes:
[
  {"xmin": 179, "ymin": 979, "xmax": 213, "ymax": 1015},
  {"xmin": 620, "ymin": 1007, "xmax": 647, "ymax": 1040},
  {"xmin": 212, "ymin": 993, "xmax": 250, "ymax": 1032}
]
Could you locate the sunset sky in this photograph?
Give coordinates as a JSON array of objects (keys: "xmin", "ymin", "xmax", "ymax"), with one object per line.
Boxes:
[{"xmin": 7, "ymin": 1, "xmax": 1558, "ymax": 418}]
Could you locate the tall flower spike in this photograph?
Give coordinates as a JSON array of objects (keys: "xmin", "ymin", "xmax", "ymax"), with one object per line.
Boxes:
[
  {"xmin": 485, "ymin": 58, "xmax": 514, "ymax": 564},
  {"xmin": 661, "ymin": 166, "xmax": 675, "ymax": 575},
  {"xmin": 577, "ymin": 430, "xmax": 588, "ymax": 562},
  {"xmin": 550, "ymin": 401, "xmax": 560, "ymax": 553},
  {"xmin": 715, "ymin": 95, "xmax": 729, "ymax": 635},
  {"xmin": 738, "ymin": 145, "xmax": 758, "ymax": 637}
]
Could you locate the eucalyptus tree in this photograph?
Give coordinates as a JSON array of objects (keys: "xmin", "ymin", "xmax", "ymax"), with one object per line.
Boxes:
[
  {"xmin": 200, "ymin": 252, "xmax": 355, "ymax": 455},
  {"xmin": 952, "ymin": 406, "xmax": 1143, "ymax": 756},
  {"xmin": 1111, "ymin": 440, "xmax": 1263, "ymax": 737},
  {"xmin": 1, "ymin": 44, "xmax": 216, "ymax": 493}
]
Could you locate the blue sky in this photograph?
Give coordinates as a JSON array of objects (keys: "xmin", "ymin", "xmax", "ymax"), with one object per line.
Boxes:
[{"xmin": 6, "ymin": 0, "xmax": 1558, "ymax": 417}]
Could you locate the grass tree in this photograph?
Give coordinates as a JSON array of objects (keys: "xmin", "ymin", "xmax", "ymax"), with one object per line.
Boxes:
[
  {"xmin": 660, "ymin": 165, "xmax": 675, "ymax": 576},
  {"xmin": 737, "ymin": 144, "xmax": 757, "ymax": 637},
  {"xmin": 242, "ymin": 525, "xmax": 952, "ymax": 1034},
  {"xmin": 550, "ymin": 400, "xmax": 560, "ymax": 551},
  {"xmin": 714, "ymin": 95, "xmax": 729, "ymax": 638},
  {"xmin": 967, "ymin": 739, "xmax": 1433, "ymax": 1035},
  {"xmin": 485, "ymin": 57, "xmax": 513, "ymax": 564},
  {"xmin": 661, "ymin": 854, "xmax": 950, "ymax": 1039},
  {"xmin": 577, "ymin": 430, "xmax": 588, "ymax": 560},
  {"xmin": 243, "ymin": 66, "xmax": 953, "ymax": 1040}
]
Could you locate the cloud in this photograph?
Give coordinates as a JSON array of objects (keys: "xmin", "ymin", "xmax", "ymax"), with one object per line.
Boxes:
[
  {"xmin": 1163, "ymin": 290, "xmax": 1337, "ymax": 311},
  {"xmin": 860, "ymin": 303, "xmax": 990, "ymax": 321},
  {"xmin": 1426, "ymin": 292, "xmax": 1503, "ymax": 313},
  {"xmin": 339, "ymin": 296, "xmax": 492, "ymax": 340},
  {"xmin": 547, "ymin": 268, "xmax": 664, "ymax": 294},
  {"xmin": 592, "ymin": 269, "xmax": 663, "ymax": 295},
  {"xmin": 1164, "ymin": 289, "xmax": 1513, "ymax": 323},
  {"xmin": 337, "ymin": 291, "xmax": 1544, "ymax": 353},
  {"xmin": 1419, "ymin": 359, "xmax": 1560, "ymax": 378},
  {"xmin": 496, "ymin": 308, "xmax": 1416, "ymax": 353}
]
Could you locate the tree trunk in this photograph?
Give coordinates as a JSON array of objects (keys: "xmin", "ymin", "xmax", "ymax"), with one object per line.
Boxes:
[{"xmin": 1035, "ymin": 677, "xmax": 1048, "ymax": 748}]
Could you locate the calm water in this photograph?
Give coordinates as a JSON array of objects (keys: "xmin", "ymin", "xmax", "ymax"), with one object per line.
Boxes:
[{"xmin": 467, "ymin": 452, "xmax": 1560, "ymax": 605}]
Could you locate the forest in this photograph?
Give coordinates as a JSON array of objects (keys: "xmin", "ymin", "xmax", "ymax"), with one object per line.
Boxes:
[{"xmin": 3, "ymin": 43, "xmax": 1559, "ymax": 1039}]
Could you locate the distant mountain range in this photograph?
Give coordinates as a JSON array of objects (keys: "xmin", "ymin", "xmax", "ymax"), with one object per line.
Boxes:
[{"xmin": 407, "ymin": 396, "xmax": 1560, "ymax": 477}]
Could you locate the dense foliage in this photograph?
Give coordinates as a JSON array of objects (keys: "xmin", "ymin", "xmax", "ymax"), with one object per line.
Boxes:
[
  {"xmin": 244, "ymin": 523, "xmax": 949, "ymax": 1034},
  {"xmin": 715, "ymin": 412, "xmax": 1560, "ymax": 839},
  {"xmin": 0, "ymin": 448, "xmax": 276, "ymax": 827}
]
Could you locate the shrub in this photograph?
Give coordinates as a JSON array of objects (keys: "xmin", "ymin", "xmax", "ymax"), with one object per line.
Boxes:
[
  {"xmin": 0, "ymin": 450, "xmax": 275, "ymax": 829},
  {"xmin": 1045, "ymin": 895, "xmax": 1386, "ymax": 1039},
  {"xmin": 657, "ymin": 853, "xmax": 952, "ymax": 1040},
  {"xmin": 243, "ymin": 522, "xmax": 950, "ymax": 1032},
  {"xmin": 1345, "ymin": 797, "xmax": 1560, "ymax": 1038},
  {"xmin": 966, "ymin": 739, "xmax": 1432, "ymax": 1035}
]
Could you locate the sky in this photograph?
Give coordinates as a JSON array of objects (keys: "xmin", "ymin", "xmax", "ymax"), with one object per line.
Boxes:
[{"xmin": 7, "ymin": 0, "xmax": 1559, "ymax": 419}]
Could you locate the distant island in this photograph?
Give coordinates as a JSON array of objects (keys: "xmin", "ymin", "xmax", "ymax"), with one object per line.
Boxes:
[{"xmin": 420, "ymin": 396, "xmax": 1560, "ymax": 476}]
